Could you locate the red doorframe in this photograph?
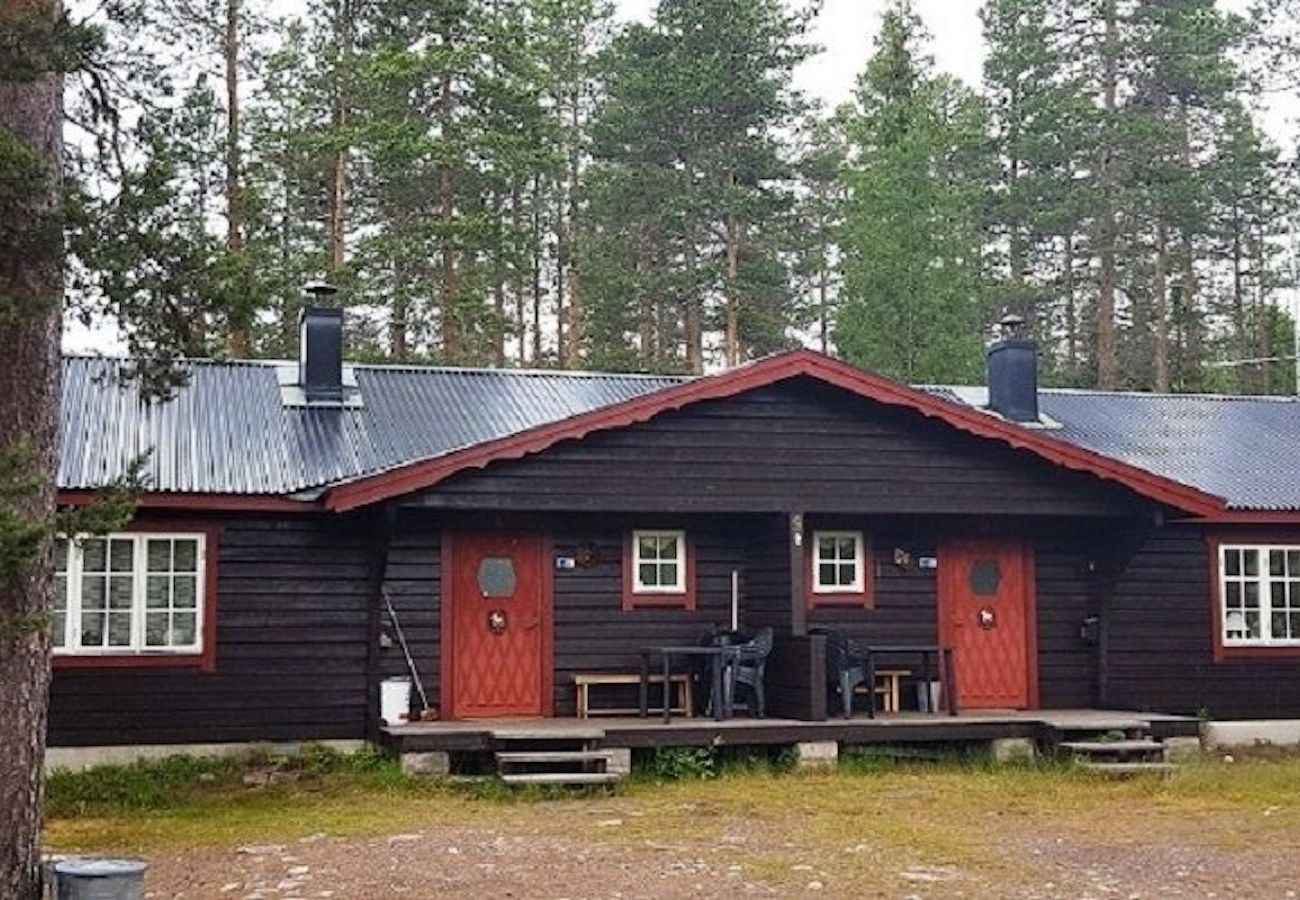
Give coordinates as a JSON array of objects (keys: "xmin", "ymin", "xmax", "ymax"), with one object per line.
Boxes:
[
  {"xmin": 440, "ymin": 532, "xmax": 554, "ymax": 720},
  {"xmin": 937, "ymin": 537, "xmax": 1039, "ymax": 710}
]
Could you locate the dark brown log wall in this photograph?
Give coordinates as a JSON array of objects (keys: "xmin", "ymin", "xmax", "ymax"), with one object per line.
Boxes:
[
  {"xmin": 49, "ymin": 513, "xmax": 375, "ymax": 747},
  {"xmin": 550, "ymin": 520, "xmax": 746, "ymax": 716},
  {"xmin": 1106, "ymin": 524, "xmax": 1300, "ymax": 718}
]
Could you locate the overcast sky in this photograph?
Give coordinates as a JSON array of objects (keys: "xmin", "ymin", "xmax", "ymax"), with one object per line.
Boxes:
[{"xmin": 65, "ymin": 0, "xmax": 1297, "ymax": 354}]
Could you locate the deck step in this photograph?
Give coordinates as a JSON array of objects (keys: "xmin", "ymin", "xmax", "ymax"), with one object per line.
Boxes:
[
  {"xmin": 1078, "ymin": 761, "xmax": 1176, "ymax": 776},
  {"xmin": 499, "ymin": 771, "xmax": 623, "ymax": 786},
  {"xmin": 490, "ymin": 727, "xmax": 606, "ymax": 741},
  {"xmin": 1061, "ymin": 740, "xmax": 1164, "ymax": 754},
  {"xmin": 495, "ymin": 750, "xmax": 613, "ymax": 765}
]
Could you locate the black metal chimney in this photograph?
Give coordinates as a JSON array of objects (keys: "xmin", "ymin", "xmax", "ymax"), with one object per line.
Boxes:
[
  {"xmin": 299, "ymin": 283, "xmax": 343, "ymax": 405},
  {"xmin": 986, "ymin": 314, "xmax": 1038, "ymax": 423}
]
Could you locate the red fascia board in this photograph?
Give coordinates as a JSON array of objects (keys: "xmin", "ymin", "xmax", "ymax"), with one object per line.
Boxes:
[
  {"xmin": 1194, "ymin": 509, "xmax": 1300, "ymax": 525},
  {"xmin": 324, "ymin": 349, "xmax": 1229, "ymax": 516},
  {"xmin": 59, "ymin": 490, "xmax": 322, "ymax": 513}
]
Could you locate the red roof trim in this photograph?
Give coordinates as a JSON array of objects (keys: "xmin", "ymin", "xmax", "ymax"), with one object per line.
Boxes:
[
  {"xmin": 323, "ymin": 349, "xmax": 1229, "ymax": 516},
  {"xmin": 1195, "ymin": 509, "xmax": 1300, "ymax": 525},
  {"xmin": 59, "ymin": 490, "xmax": 322, "ymax": 513}
]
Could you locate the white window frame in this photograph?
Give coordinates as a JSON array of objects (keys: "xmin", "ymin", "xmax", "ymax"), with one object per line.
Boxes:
[
  {"xmin": 631, "ymin": 529, "xmax": 687, "ymax": 595},
  {"xmin": 1219, "ymin": 543, "xmax": 1300, "ymax": 648},
  {"xmin": 812, "ymin": 530, "xmax": 866, "ymax": 594},
  {"xmin": 53, "ymin": 532, "xmax": 208, "ymax": 657}
]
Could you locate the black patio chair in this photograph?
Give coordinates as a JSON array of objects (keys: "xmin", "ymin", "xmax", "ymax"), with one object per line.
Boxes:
[
  {"xmin": 695, "ymin": 626, "xmax": 746, "ymax": 716},
  {"xmin": 727, "ymin": 626, "xmax": 774, "ymax": 718},
  {"xmin": 813, "ymin": 627, "xmax": 868, "ymax": 719}
]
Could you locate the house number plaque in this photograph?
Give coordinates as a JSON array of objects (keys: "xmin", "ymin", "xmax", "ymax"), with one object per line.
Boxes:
[{"xmin": 487, "ymin": 610, "xmax": 507, "ymax": 634}]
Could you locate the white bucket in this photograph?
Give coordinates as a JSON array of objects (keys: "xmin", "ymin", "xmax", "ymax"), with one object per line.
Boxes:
[{"xmin": 380, "ymin": 677, "xmax": 413, "ymax": 725}]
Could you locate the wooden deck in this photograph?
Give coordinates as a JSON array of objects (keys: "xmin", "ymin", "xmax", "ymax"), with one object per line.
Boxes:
[{"xmin": 381, "ymin": 709, "xmax": 1201, "ymax": 755}]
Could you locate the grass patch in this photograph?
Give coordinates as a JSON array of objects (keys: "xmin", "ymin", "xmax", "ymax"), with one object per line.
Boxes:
[{"xmin": 44, "ymin": 742, "xmax": 1300, "ymax": 888}]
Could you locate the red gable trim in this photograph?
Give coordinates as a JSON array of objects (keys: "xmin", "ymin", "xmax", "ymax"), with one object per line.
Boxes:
[
  {"xmin": 59, "ymin": 490, "xmax": 322, "ymax": 513},
  {"xmin": 324, "ymin": 349, "xmax": 1229, "ymax": 517}
]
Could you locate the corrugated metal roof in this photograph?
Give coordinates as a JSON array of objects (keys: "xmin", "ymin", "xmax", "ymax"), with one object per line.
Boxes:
[
  {"xmin": 59, "ymin": 355, "xmax": 1300, "ymax": 511},
  {"xmin": 59, "ymin": 357, "xmax": 684, "ymax": 497},
  {"xmin": 927, "ymin": 386, "xmax": 1300, "ymax": 511}
]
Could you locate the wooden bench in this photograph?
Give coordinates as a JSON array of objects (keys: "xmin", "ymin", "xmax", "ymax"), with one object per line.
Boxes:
[
  {"xmin": 575, "ymin": 672, "xmax": 693, "ymax": 719},
  {"xmin": 853, "ymin": 668, "xmax": 912, "ymax": 713}
]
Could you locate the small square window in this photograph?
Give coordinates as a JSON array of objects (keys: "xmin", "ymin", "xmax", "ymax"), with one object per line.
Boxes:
[
  {"xmin": 631, "ymin": 530, "xmax": 686, "ymax": 595},
  {"xmin": 811, "ymin": 531, "xmax": 866, "ymax": 598},
  {"xmin": 625, "ymin": 530, "xmax": 694, "ymax": 610}
]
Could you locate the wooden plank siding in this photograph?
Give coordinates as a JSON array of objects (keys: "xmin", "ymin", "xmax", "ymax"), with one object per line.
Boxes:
[
  {"xmin": 48, "ymin": 514, "xmax": 376, "ymax": 746},
  {"xmin": 1105, "ymin": 524, "xmax": 1300, "ymax": 719},
  {"xmin": 549, "ymin": 521, "xmax": 747, "ymax": 716},
  {"xmin": 377, "ymin": 521, "xmax": 440, "ymax": 719},
  {"xmin": 401, "ymin": 378, "xmax": 1153, "ymax": 518}
]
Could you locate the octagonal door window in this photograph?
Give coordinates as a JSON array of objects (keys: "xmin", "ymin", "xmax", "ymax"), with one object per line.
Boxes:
[{"xmin": 478, "ymin": 557, "xmax": 517, "ymax": 598}]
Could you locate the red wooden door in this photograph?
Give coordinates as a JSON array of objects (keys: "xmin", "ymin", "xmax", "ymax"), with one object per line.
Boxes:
[
  {"xmin": 446, "ymin": 532, "xmax": 551, "ymax": 719},
  {"xmin": 938, "ymin": 538, "xmax": 1036, "ymax": 710}
]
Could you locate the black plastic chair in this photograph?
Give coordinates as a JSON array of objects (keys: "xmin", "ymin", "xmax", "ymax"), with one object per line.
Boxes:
[
  {"xmin": 813, "ymin": 627, "xmax": 869, "ymax": 719},
  {"xmin": 728, "ymin": 626, "xmax": 774, "ymax": 718}
]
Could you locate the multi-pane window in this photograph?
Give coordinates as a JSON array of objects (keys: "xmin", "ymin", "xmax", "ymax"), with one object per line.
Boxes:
[
  {"xmin": 1221, "ymin": 545, "xmax": 1300, "ymax": 646},
  {"xmin": 51, "ymin": 533, "xmax": 206, "ymax": 655},
  {"xmin": 632, "ymin": 530, "xmax": 685, "ymax": 594},
  {"xmin": 813, "ymin": 531, "xmax": 865, "ymax": 594}
]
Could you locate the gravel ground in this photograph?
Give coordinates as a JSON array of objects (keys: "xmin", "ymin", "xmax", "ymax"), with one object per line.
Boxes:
[{"xmin": 134, "ymin": 801, "xmax": 1300, "ymax": 900}]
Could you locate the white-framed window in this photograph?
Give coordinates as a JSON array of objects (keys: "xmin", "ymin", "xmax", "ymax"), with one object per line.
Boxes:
[
  {"xmin": 632, "ymin": 530, "xmax": 686, "ymax": 594},
  {"xmin": 813, "ymin": 531, "xmax": 865, "ymax": 594},
  {"xmin": 52, "ymin": 533, "xmax": 207, "ymax": 656},
  {"xmin": 1220, "ymin": 544, "xmax": 1300, "ymax": 647}
]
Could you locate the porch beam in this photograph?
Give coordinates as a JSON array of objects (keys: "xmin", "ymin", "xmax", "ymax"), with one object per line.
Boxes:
[{"xmin": 790, "ymin": 511, "xmax": 806, "ymax": 636}]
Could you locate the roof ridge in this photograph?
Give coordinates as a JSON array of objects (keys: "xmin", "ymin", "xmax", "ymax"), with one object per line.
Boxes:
[{"xmin": 924, "ymin": 382, "xmax": 1300, "ymax": 403}]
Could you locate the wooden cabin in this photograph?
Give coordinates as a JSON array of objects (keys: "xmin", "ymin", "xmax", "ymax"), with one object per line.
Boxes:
[{"xmin": 47, "ymin": 309, "xmax": 1300, "ymax": 766}]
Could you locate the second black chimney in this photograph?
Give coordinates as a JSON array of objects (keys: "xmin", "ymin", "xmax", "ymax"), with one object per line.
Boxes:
[
  {"xmin": 299, "ymin": 285, "xmax": 344, "ymax": 405},
  {"xmin": 986, "ymin": 314, "xmax": 1038, "ymax": 423}
]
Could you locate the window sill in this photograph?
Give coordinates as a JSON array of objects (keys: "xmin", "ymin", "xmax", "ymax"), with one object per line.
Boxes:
[
  {"xmin": 806, "ymin": 591, "xmax": 873, "ymax": 611},
  {"xmin": 622, "ymin": 592, "xmax": 696, "ymax": 611},
  {"xmin": 54, "ymin": 652, "xmax": 214, "ymax": 673},
  {"xmin": 1215, "ymin": 644, "xmax": 1300, "ymax": 661}
]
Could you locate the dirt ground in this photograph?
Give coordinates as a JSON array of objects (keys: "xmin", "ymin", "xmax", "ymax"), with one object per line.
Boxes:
[
  {"xmin": 138, "ymin": 812, "xmax": 1300, "ymax": 900},
  {"xmin": 48, "ymin": 759, "xmax": 1300, "ymax": 900}
]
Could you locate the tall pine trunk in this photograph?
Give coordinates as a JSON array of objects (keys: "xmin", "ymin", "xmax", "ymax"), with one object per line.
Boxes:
[
  {"xmin": 0, "ymin": 1, "xmax": 63, "ymax": 894},
  {"xmin": 438, "ymin": 63, "xmax": 460, "ymax": 361},
  {"xmin": 326, "ymin": 0, "xmax": 352, "ymax": 275},
  {"xmin": 1064, "ymin": 232, "xmax": 1078, "ymax": 376},
  {"xmin": 562, "ymin": 87, "xmax": 583, "ymax": 367},
  {"xmin": 723, "ymin": 211, "xmax": 740, "ymax": 367},
  {"xmin": 225, "ymin": 0, "xmax": 250, "ymax": 357},
  {"xmin": 1096, "ymin": 0, "xmax": 1119, "ymax": 389},
  {"xmin": 1154, "ymin": 222, "xmax": 1170, "ymax": 392},
  {"xmin": 1231, "ymin": 205, "xmax": 1247, "ymax": 391},
  {"xmin": 531, "ymin": 176, "xmax": 542, "ymax": 364}
]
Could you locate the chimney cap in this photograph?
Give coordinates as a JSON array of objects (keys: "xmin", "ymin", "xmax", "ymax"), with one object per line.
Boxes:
[
  {"xmin": 303, "ymin": 280, "xmax": 339, "ymax": 299},
  {"xmin": 997, "ymin": 313, "xmax": 1026, "ymax": 337}
]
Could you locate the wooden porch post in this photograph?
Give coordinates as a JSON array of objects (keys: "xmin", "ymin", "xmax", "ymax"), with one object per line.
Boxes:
[{"xmin": 790, "ymin": 511, "xmax": 806, "ymax": 636}]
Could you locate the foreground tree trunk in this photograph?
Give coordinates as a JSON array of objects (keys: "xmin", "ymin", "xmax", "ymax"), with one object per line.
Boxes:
[{"xmin": 0, "ymin": 2, "xmax": 63, "ymax": 896}]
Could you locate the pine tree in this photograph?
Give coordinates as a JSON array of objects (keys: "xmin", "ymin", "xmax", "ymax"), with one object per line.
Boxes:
[
  {"xmin": 355, "ymin": 0, "xmax": 553, "ymax": 364},
  {"xmin": 835, "ymin": 1, "xmax": 990, "ymax": 383},
  {"xmin": 584, "ymin": 0, "xmax": 814, "ymax": 373}
]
